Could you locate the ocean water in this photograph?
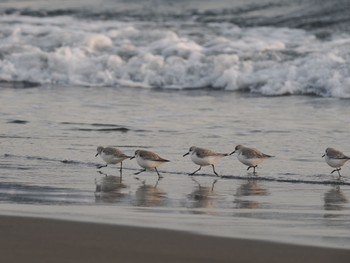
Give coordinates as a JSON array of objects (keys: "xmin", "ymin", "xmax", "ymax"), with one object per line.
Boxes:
[{"xmin": 0, "ymin": 0, "xmax": 350, "ymax": 248}]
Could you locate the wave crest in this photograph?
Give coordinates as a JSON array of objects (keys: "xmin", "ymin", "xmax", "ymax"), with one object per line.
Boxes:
[{"xmin": 0, "ymin": 15, "xmax": 349, "ymax": 97}]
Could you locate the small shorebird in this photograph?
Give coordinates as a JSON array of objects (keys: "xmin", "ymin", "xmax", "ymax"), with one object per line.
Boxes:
[
  {"xmin": 130, "ymin": 150, "xmax": 170, "ymax": 178},
  {"xmin": 183, "ymin": 146, "xmax": 229, "ymax": 176},
  {"xmin": 95, "ymin": 146, "xmax": 131, "ymax": 174},
  {"xmin": 322, "ymin": 147, "xmax": 350, "ymax": 178},
  {"xmin": 231, "ymin": 144, "xmax": 273, "ymax": 174}
]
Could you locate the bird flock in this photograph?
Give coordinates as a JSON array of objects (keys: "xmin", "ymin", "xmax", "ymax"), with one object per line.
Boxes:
[{"xmin": 96, "ymin": 145, "xmax": 350, "ymax": 179}]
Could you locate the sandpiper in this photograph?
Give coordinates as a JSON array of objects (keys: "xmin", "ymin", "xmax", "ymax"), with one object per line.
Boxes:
[
  {"xmin": 183, "ymin": 146, "xmax": 229, "ymax": 176},
  {"xmin": 322, "ymin": 147, "xmax": 350, "ymax": 178},
  {"xmin": 231, "ymin": 144, "xmax": 273, "ymax": 174},
  {"xmin": 95, "ymin": 146, "xmax": 130, "ymax": 174},
  {"xmin": 130, "ymin": 150, "xmax": 170, "ymax": 178}
]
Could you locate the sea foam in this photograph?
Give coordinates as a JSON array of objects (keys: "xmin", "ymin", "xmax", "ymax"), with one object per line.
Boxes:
[{"xmin": 0, "ymin": 14, "xmax": 349, "ymax": 97}]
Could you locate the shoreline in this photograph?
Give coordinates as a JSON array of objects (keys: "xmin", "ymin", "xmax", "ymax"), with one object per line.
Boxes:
[{"xmin": 0, "ymin": 215, "xmax": 349, "ymax": 263}]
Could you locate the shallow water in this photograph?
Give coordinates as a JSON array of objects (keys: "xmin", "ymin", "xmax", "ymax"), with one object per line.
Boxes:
[{"xmin": 1, "ymin": 86, "xmax": 350, "ymax": 248}]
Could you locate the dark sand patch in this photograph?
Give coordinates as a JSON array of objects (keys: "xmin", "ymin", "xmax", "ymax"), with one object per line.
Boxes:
[{"xmin": 0, "ymin": 215, "xmax": 349, "ymax": 263}]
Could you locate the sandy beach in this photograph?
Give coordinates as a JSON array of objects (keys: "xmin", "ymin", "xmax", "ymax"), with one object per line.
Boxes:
[{"xmin": 0, "ymin": 215, "xmax": 349, "ymax": 263}]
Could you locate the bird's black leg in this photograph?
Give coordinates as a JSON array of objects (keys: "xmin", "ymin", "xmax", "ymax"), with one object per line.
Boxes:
[
  {"xmin": 331, "ymin": 168, "xmax": 342, "ymax": 178},
  {"xmin": 134, "ymin": 169, "xmax": 146, "ymax": 175},
  {"xmin": 212, "ymin": 164, "xmax": 219, "ymax": 177},
  {"xmin": 337, "ymin": 168, "xmax": 342, "ymax": 178},
  {"xmin": 98, "ymin": 170, "xmax": 108, "ymax": 177},
  {"xmin": 119, "ymin": 162, "xmax": 123, "ymax": 178},
  {"xmin": 247, "ymin": 165, "xmax": 257, "ymax": 174},
  {"xmin": 155, "ymin": 167, "xmax": 163, "ymax": 179},
  {"xmin": 189, "ymin": 166, "xmax": 201, "ymax": 176}
]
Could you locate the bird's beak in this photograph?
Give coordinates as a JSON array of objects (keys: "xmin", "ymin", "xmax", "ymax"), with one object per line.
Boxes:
[
  {"xmin": 130, "ymin": 156, "xmax": 135, "ymax": 160},
  {"xmin": 95, "ymin": 153, "xmax": 99, "ymax": 157},
  {"xmin": 183, "ymin": 152, "xmax": 189, "ymax": 157},
  {"xmin": 322, "ymin": 154, "xmax": 325, "ymax": 158},
  {"xmin": 229, "ymin": 150, "xmax": 236, "ymax": 155}
]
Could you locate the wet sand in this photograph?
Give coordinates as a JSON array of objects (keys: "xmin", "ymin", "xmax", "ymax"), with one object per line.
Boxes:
[{"xmin": 0, "ymin": 215, "xmax": 349, "ymax": 263}]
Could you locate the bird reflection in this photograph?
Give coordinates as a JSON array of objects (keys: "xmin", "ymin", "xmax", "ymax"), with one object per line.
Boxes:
[
  {"xmin": 324, "ymin": 186, "xmax": 348, "ymax": 211},
  {"xmin": 133, "ymin": 178, "xmax": 167, "ymax": 207},
  {"xmin": 234, "ymin": 180, "xmax": 269, "ymax": 209},
  {"xmin": 186, "ymin": 178, "xmax": 218, "ymax": 210},
  {"xmin": 95, "ymin": 171, "xmax": 128, "ymax": 203},
  {"xmin": 235, "ymin": 180, "xmax": 269, "ymax": 196}
]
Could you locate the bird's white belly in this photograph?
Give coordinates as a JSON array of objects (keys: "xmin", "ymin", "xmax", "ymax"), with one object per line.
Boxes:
[
  {"xmin": 101, "ymin": 153, "xmax": 123, "ymax": 164},
  {"xmin": 191, "ymin": 154, "xmax": 219, "ymax": 166},
  {"xmin": 238, "ymin": 154, "xmax": 263, "ymax": 167},
  {"xmin": 137, "ymin": 157, "xmax": 161, "ymax": 169},
  {"xmin": 325, "ymin": 156, "xmax": 348, "ymax": 168}
]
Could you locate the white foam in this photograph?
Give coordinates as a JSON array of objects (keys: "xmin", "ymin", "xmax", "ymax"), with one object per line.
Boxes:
[{"xmin": 0, "ymin": 14, "xmax": 349, "ymax": 97}]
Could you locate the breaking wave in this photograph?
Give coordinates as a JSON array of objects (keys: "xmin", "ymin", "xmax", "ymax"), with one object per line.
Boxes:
[{"xmin": 0, "ymin": 3, "xmax": 349, "ymax": 98}]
